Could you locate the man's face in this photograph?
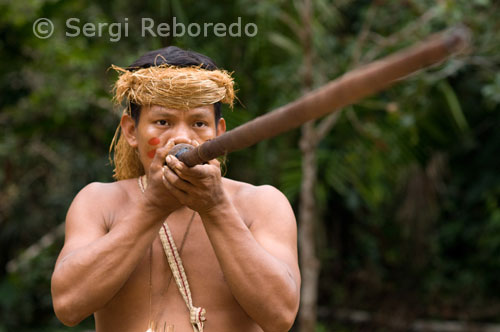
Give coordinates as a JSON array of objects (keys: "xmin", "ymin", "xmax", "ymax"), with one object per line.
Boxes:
[{"xmin": 134, "ymin": 104, "xmax": 225, "ymax": 171}]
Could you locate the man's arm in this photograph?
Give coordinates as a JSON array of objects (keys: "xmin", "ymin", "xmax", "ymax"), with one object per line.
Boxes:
[
  {"xmin": 51, "ymin": 146, "xmax": 179, "ymax": 326},
  {"xmin": 202, "ymin": 185, "xmax": 300, "ymax": 332},
  {"xmin": 51, "ymin": 182, "xmax": 161, "ymax": 326},
  {"xmin": 163, "ymin": 156, "xmax": 300, "ymax": 332}
]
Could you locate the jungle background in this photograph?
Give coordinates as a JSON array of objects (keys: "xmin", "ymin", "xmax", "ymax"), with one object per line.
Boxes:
[{"xmin": 1, "ymin": 0, "xmax": 500, "ymax": 331}]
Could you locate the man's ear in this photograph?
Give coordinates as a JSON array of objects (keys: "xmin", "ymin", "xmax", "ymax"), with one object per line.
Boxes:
[
  {"xmin": 121, "ymin": 114, "xmax": 138, "ymax": 148},
  {"xmin": 216, "ymin": 118, "xmax": 226, "ymax": 136}
]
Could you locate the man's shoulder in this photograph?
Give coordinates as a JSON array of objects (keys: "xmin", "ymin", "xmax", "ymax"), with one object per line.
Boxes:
[
  {"xmin": 73, "ymin": 178, "xmax": 137, "ymax": 206},
  {"xmin": 223, "ymin": 178, "xmax": 296, "ymax": 232},
  {"xmin": 67, "ymin": 179, "xmax": 139, "ymax": 230},
  {"xmin": 223, "ymin": 178, "xmax": 290, "ymax": 209}
]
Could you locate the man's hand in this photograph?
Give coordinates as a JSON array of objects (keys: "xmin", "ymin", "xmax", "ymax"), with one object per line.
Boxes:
[
  {"xmin": 162, "ymin": 152, "xmax": 227, "ymax": 215},
  {"xmin": 141, "ymin": 139, "xmax": 183, "ymax": 215}
]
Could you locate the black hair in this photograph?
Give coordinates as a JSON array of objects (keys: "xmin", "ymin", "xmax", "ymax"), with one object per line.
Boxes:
[{"xmin": 127, "ymin": 46, "xmax": 222, "ymax": 124}]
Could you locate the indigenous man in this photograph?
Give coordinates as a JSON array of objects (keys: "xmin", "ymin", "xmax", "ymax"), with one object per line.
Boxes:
[{"xmin": 51, "ymin": 46, "xmax": 301, "ymax": 332}]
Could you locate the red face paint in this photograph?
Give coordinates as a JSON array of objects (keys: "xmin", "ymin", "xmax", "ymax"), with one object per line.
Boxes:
[
  {"xmin": 148, "ymin": 137, "xmax": 160, "ymax": 146},
  {"xmin": 147, "ymin": 149, "xmax": 156, "ymax": 159}
]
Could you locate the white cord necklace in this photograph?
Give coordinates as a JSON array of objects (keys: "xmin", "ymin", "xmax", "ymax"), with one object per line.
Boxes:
[{"xmin": 139, "ymin": 175, "xmax": 206, "ymax": 332}]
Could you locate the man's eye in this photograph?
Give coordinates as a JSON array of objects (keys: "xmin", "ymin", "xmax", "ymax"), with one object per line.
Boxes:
[
  {"xmin": 156, "ymin": 120, "xmax": 169, "ymax": 126},
  {"xmin": 194, "ymin": 121, "xmax": 206, "ymax": 128}
]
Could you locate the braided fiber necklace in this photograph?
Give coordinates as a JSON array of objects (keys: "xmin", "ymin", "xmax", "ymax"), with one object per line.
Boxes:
[{"xmin": 138, "ymin": 175, "xmax": 205, "ymax": 332}]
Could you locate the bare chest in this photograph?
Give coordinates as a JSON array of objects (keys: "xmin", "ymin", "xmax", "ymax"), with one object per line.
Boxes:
[{"xmin": 96, "ymin": 212, "xmax": 256, "ymax": 331}]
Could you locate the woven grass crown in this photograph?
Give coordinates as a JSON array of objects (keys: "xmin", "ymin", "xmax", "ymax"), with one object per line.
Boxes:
[
  {"xmin": 112, "ymin": 64, "xmax": 235, "ymax": 110},
  {"xmin": 109, "ymin": 64, "xmax": 235, "ymax": 180}
]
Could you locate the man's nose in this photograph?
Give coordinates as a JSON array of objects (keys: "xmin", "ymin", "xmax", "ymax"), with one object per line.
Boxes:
[{"xmin": 170, "ymin": 123, "xmax": 196, "ymax": 146}]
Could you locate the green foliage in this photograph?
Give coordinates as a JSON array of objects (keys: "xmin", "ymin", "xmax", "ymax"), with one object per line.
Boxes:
[{"xmin": 1, "ymin": 0, "xmax": 499, "ymax": 330}]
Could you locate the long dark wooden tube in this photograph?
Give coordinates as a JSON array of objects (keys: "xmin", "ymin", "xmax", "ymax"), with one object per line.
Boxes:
[{"xmin": 171, "ymin": 26, "xmax": 470, "ymax": 166}]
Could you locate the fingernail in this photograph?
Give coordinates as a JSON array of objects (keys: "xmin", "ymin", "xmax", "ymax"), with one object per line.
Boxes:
[{"xmin": 166, "ymin": 155, "xmax": 172, "ymax": 163}]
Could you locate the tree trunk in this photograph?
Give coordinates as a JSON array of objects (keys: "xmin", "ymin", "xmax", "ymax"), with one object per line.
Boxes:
[
  {"xmin": 298, "ymin": 0, "xmax": 321, "ymax": 331},
  {"xmin": 298, "ymin": 122, "xmax": 320, "ymax": 332}
]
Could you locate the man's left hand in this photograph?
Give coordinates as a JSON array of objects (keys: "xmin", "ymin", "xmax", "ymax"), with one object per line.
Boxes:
[{"xmin": 162, "ymin": 154, "xmax": 227, "ymax": 214}]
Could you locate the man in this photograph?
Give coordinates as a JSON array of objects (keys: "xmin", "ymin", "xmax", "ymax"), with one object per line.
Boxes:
[{"xmin": 51, "ymin": 46, "xmax": 300, "ymax": 332}]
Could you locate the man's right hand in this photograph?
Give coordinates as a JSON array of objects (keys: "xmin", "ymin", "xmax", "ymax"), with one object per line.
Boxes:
[{"xmin": 141, "ymin": 138, "xmax": 183, "ymax": 216}]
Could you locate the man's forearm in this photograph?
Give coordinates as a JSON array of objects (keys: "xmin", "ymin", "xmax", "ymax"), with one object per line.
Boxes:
[
  {"xmin": 199, "ymin": 199, "xmax": 299, "ymax": 332},
  {"xmin": 51, "ymin": 202, "xmax": 167, "ymax": 326}
]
